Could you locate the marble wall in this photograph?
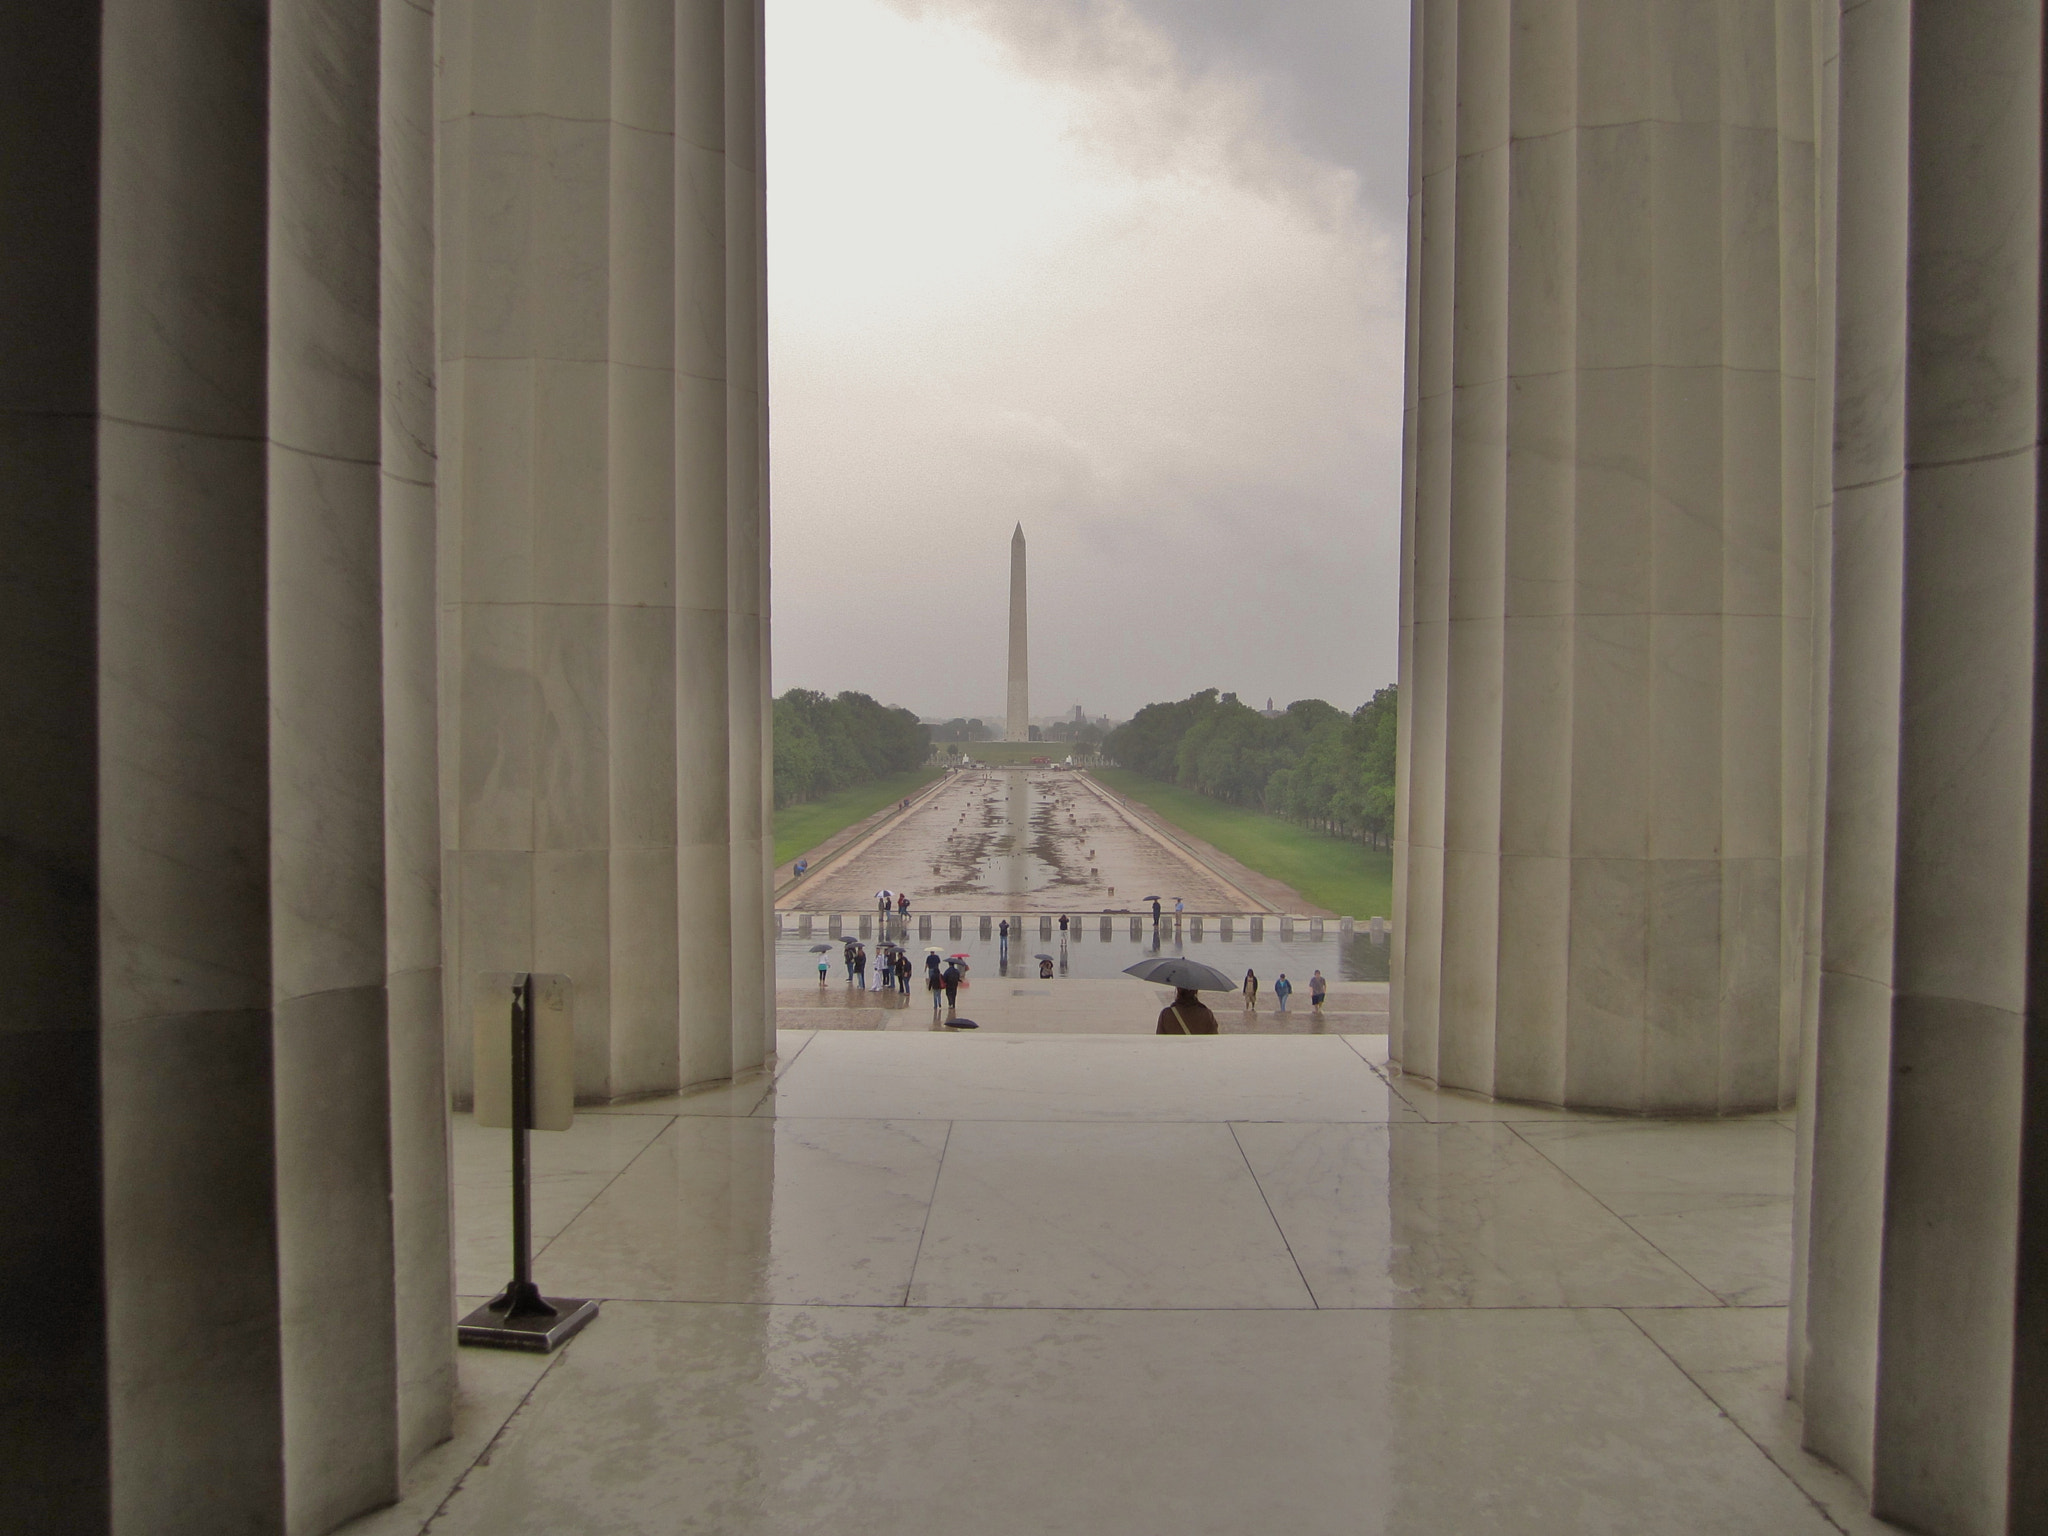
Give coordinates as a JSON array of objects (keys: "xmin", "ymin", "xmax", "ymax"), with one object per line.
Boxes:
[
  {"xmin": 437, "ymin": 0, "xmax": 773, "ymax": 1106},
  {"xmin": 1395, "ymin": 0, "xmax": 2048, "ymax": 1528},
  {"xmin": 1391, "ymin": 0, "xmax": 1826, "ymax": 1116},
  {"xmin": 2, "ymin": 2, "xmax": 450, "ymax": 1532},
  {"xmin": 1790, "ymin": 4, "xmax": 2047, "ymax": 1532}
]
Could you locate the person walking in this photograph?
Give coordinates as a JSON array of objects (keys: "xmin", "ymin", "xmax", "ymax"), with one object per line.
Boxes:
[
  {"xmin": 816, "ymin": 956, "xmax": 829, "ymax": 985},
  {"xmin": 1274, "ymin": 973, "xmax": 1293, "ymax": 1012},
  {"xmin": 1242, "ymin": 969, "xmax": 1259, "ymax": 1008},
  {"xmin": 1156, "ymin": 986, "xmax": 1219, "ymax": 1035},
  {"xmin": 942, "ymin": 960, "xmax": 962, "ymax": 1011},
  {"xmin": 897, "ymin": 950, "xmax": 913, "ymax": 993},
  {"xmin": 897, "ymin": 892, "xmax": 910, "ymax": 919},
  {"xmin": 928, "ymin": 959, "xmax": 945, "ymax": 1017},
  {"xmin": 1309, "ymin": 969, "xmax": 1327, "ymax": 1010}
]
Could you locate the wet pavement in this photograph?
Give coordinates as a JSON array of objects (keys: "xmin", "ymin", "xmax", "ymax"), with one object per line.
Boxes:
[
  {"xmin": 784, "ymin": 768, "xmax": 1256, "ymax": 914},
  {"xmin": 774, "ymin": 979, "xmax": 1389, "ymax": 1035}
]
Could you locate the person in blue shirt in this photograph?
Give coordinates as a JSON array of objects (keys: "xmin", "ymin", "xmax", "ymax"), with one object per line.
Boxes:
[{"xmin": 1274, "ymin": 973, "xmax": 1293, "ymax": 1012}]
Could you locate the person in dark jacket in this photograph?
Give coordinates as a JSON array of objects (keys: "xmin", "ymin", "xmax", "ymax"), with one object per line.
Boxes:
[
  {"xmin": 942, "ymin": 961, "xmax": 963, "ymax": 1009},
  {"xmin": 1156, "ymin": 987, "xmax": 1219, "ymax": 1035},
  {"xmin": 1242, "ymin": 969, "xmax": 1259, "ymax": 1008}
]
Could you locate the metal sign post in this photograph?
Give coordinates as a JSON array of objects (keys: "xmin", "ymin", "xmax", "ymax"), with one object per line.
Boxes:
[{"xmin": 458, "ymin": 972, "xmax": 598, "ymax": 1352}]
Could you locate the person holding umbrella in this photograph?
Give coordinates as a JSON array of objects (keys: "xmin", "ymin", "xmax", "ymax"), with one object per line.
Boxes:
[
  {"xmin": 1151, "ymin": 896, "xmax": 1162, "ymax": 926},
  {"xmin": 1122, "ymin": 957, "xmax": 1234, "ymax": 1034},
  {"xmin": 1038, "ymin": 955, "xmax": 1055, "ymax": 978},
  {"xmin": 942, "ymin": 959, "xmax": 964, "ymax": 1011}
]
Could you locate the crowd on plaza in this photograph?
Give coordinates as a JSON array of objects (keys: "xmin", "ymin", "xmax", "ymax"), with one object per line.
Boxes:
[{"xmin": 810, "ymin": 884, "xmax": 1336, "ymax": 1036}]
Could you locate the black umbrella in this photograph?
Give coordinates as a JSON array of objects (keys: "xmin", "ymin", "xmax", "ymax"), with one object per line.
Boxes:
[
  {"xmin": 1033, "ymin": 953, "xmax": 1056, "ymax": 961},
  {"xmin": 1142, "ymin": 895, "xmax": 1161, "ymax": 902},
  {"xmin": 808, "ymin": 943, "xmax": 833, "ymax": 953},
  {"xmin": 1122, "ymin": 957, "xmax": 1237, "ymax": 991},
  {"xmin": 944, "ymin": 1018, "xmax": 980, "ymax": 1029}
]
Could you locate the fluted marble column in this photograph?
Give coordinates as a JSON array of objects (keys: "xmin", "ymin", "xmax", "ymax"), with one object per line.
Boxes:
[
  {"xmin": 439, "ymin": 0, "xmax": 772, "ymax": 1102},
  {"xmin": 1792, "ymin": 4, "xmax": 2048, "ymax": 1531},
  {"xmin": 2, "ymin": 3, "xmax": 449, "ymax": 1531},
  {"xmin": 1392, "ymin": 0, "xmax": 1824, "ymax": 1114}
]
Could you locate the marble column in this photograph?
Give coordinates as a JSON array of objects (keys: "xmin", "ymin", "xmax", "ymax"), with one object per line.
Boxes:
[
  {"xmin": 1391, "ymin": 0, "xmax": 1824, "ymax": 1115},
  {"xmin": 439, "ymin": 0, "xmax": 772, "ymax": 1101},
  {"xmin": 381, "ymin": 0, "xmax": 457, "ymax": 1470},
  {"xmin": 2, "ymin": 2, "xmax": 449, "ymax": 1531},
  {"xmin": 1791, "ymin": 4, "xmax": 2048, "ymax": 1531}
]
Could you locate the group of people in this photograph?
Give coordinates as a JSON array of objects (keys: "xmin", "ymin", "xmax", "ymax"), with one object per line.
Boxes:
[
  {"xmin": 1238, "ymin": 967, "xmax": 1327, "ymax": 1012},
  {"xmin": 875, "ymin": 888, "xmax": 911, "ymax": 920},
  {"xmin": 821, "ymin": 932, "xmax": 969, "ymax": 1017}
]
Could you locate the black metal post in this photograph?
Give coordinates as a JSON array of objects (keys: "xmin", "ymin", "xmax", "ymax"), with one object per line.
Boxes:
[
  {"xmin": 458, "ymin": 972, "xmax": 597, "ymax": 1351},
  {"xmin": 493, "ymin": 973, "xmax": 554, "ymax": 1322}
]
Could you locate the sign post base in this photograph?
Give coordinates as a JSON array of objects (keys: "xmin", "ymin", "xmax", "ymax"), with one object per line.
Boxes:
[{"xmin": 458, "ymin": 1292, "xmax": 599, "ymax": 1353}]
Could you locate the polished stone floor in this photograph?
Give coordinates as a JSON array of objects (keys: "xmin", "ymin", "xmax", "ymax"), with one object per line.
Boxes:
[{"xmin": 343, "ymin": 1033, "xmax": 1902, "ymax": 1536}]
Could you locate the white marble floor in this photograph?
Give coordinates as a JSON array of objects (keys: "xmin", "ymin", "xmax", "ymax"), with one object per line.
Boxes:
[{"xmin": 343, "ymin": 1032, "xmax": 1903, "ymax": 1536}]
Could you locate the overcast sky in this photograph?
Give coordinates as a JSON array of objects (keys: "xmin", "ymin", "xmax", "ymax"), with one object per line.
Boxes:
[{"xmin": 766, "ymin": 0, "xmax": 1410, "ymax": 722}]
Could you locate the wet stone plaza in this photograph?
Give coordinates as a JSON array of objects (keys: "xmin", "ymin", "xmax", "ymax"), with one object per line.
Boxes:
[{"xmin": 347, "ymin": 1033, "xmax": 1872, "ymax": 1536}]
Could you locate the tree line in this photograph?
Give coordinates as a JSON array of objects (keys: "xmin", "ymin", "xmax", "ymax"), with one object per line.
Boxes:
[
  {"xmin": 1103, "ymin": 687, "xmax": 1399, "ymax": 848},
  {"xmin": 772, "ymin": 689, "xmax": 931, "ymax": 809}
]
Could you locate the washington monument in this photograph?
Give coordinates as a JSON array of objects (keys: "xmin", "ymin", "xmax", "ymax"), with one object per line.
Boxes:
[{"xmin": 1006, "ymin": 523, "xmax": 1029, "ymax": 741}]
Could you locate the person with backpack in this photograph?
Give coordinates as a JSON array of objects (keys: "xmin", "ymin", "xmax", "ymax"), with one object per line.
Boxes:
[{"xmin": 1156, "ymin": 986, "xmax": 1219, "ymax": 1035}]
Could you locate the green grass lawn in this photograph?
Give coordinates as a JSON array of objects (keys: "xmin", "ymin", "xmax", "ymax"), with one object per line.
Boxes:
[
  {"xmin": 1090, "ymin": 767, "xmax": 1393, "ymax": 918},
  {"xmin": 774, "ymin": 767, "xmax": 944, "ymax": 868}
]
